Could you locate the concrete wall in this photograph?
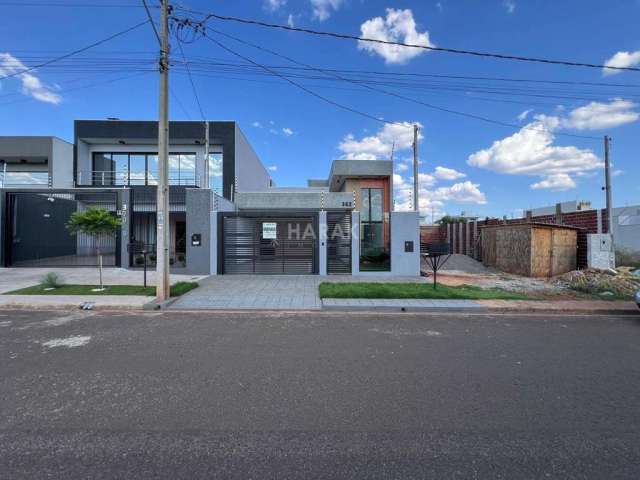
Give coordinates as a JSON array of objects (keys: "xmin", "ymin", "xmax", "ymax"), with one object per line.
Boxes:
[
  {"xmin": 612, "ymin": 205, "xmax": 640, "ymax": 254},
  {"xmin": 185, "ymin": 189, "xmax": 212, "ymax": 275},
  {"xmin": 390, "ymin": 211, "xmax": 420, "ymax": 276},
  {"xmin": 118, "ymin": 189, "xmax": 131, "ymax": 268},
  {"xmin": 51, "ymin": 138, "xmax": 74, "ymax": 188},
  {"xmin": 234, "ymin": 125, "xmax": 270, "ymax": 193},
  {"xmin": 235, "ymin": 191, "xmax": 353, "ymax": 210},
  {"xmin": 351, "ymin": 211, "xmax": 360, "ymax": 275}
]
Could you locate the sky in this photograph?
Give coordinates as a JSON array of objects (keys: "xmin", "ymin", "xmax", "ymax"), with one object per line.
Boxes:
[{"xmin": 1, "ymin": 0, "xmax": 639, "ymax": 222}]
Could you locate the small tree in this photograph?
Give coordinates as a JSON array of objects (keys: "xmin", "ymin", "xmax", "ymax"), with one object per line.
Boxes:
[{"xmin": 66, "ymin": 207, "xmax": 121, "ymax": 290}]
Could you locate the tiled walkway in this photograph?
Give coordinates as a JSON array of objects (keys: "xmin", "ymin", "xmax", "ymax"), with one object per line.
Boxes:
[{"xmin": 169, "ymin": 275, "xmax": 423, "ymax": 310}]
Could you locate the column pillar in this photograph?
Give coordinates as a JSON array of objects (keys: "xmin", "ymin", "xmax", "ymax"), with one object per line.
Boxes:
[
  {"xmin": 351, "ymin": 211, "xmax": 360, "ymax": 275},
  {"xmin": 319, "ymin": 210, "xmax": 327, "ymax": 276}
]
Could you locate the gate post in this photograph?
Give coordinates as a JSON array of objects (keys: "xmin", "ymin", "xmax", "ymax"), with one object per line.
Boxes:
[
  {"xmin": 319, "ymin": 210, "xmax": 327, "ymax": 276},
  {"xmin": 351, "ymin": 211, "xmax": 360, "ymax": 275}
]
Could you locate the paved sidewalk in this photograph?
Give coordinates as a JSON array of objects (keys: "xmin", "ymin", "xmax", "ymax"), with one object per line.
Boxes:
[
  {"xmin": 322, "ymin": 298, "xmax": 638, "ymax": 314},
  {"xmin": 322, "ymin": 298, "xmax": 485, "ymax": 310},
  {"xmin": 169, "ymin": 275, "xmax": 423, "ymax": 310},
  {"xmin": 0, "ymin": 267, "xmax": 205, "ymax": 294},
  {"xmin": 0, "ymin": 295, "xmax": 150, "ymax": 310}
]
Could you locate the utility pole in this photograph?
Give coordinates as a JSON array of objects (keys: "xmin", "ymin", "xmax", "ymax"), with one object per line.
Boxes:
[
  {"xmin": 156, "ymin": 0, "xmax": 170, "ymax": 301},
  {"xmin": 603, "ymin": 135, "xmax": 613, "ymax": 237},
  {"xmin": 412, "ymin": 124, "xmax": 419, "ymax": 213},
  {"xmin": 204, "ymin": 121, "xmax": 209, "ymax": 189}
]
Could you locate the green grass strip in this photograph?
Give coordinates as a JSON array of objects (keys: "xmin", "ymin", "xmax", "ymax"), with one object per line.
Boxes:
[
  {"xmin": 319, "ymin": 282, "xmax": 529, "ymax": 300},
  {"xmin": 6, "ymin": 281, "xmax": 198, "ymax": 297}
]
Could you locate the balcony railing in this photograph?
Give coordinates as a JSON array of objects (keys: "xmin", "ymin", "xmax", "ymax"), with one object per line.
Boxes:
[
  {"xmin": 78, "ymin": 170, "xmax": 201, "ymax": 187},
  {"xmin": 0, "ymin": 171, "xmax": 50, "ymax": 188}
]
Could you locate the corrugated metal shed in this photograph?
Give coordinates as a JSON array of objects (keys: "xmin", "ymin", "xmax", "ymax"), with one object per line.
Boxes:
[{"xmin": 481, "ymin": 223, "xmax": 579, "ymax": 277}]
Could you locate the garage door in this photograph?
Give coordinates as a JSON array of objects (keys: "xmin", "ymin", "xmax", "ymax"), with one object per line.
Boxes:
[{"xmin": 223, "ymin": 216, "xmax": 317, "ymax": 274}]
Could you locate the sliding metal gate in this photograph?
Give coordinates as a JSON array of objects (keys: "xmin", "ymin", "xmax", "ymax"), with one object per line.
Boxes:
[
  {"xmin": 327, "ymin": 212, "xmax": 352, "ymax": 274},
  {"xmin": 223, "ymin": 216, "xmax": 317, "ymax": 274}
]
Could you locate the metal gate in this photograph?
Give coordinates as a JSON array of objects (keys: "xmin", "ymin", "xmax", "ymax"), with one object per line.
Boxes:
[
  {"xmin": 223, "ymin": 216, "xmax": 317, "ymax": 274},
  {"xmin": 327, "ymin": 212, "xmax": 352, "ymax": 274},
  {"xmin": 4, "ymin": 192, "xmax": 119, "ymax": 267}
]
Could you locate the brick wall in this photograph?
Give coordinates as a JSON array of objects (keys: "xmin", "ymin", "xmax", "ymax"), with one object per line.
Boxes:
[{"xmin": 437, "ymin": 208, "xmax": 607, "ymax": 269}]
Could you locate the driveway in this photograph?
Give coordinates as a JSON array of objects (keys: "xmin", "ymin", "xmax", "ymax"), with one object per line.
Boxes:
[{"xmin": 169, "ymin": 274, "xmax": 423, "ymax": 310}]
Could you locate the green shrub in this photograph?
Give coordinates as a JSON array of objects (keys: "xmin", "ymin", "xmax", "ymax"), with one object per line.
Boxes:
[{"xmin": 41, "ymin": 272, "xmax": 64, "ymax": 288}]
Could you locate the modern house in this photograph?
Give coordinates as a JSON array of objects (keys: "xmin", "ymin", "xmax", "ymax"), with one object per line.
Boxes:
[{"xmin": 0, "ymin": 119, "xmax": 419, "ymax": 276}]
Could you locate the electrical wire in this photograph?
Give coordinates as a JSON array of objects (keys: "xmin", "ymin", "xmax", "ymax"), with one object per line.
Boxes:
[
  {"xmin": 0, "ymin": 20, "xmax": 150, "ymax": 80},
  {"xmin": 173, "ymin": 8, "xmax": 640, "ymax": 73},
  {"xmin": 201, "ymin": 26, "xmax": 601, "ymax": 140},
  {"xmin": 174, "ymin": 34, "xmax": 205, "ymax": 120},
  {"xmin": 199, "ymin": 30, "xmax": 407, "ymax": 127}
]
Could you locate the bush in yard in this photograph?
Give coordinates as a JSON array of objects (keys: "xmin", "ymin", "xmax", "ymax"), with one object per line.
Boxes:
[
  {"xmin": 66, "ymin": 207, "xmax": 121, "ymax": 290},
  {"xmin": 41, "ymin": 272, "xmax": 64, "ymax": 289},
  {"xmin": 616, "ymin": 248, "xmax": 640, "ymax": 269}
]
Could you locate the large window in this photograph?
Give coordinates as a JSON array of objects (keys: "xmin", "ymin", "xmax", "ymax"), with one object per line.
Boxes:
[
  {"xmin": 91, "ymin": 152, "xmax": 197, "ymax": 186},
  {"xmin": 360, "ymin": 187, "xmax": 390, "ymax": 271}
]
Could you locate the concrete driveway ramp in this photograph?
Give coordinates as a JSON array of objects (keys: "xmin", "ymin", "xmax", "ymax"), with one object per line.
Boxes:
[{"xmin": 169, "ymin": 275, "xmax": 323, "ymax": 310}]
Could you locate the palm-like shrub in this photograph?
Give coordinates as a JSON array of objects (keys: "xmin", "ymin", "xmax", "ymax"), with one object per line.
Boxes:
[{"xmin": 66, "ymin": 207, "xmax": 121, "ymax": 290}]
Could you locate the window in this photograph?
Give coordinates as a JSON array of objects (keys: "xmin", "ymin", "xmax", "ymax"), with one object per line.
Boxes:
[
  {"xmin": 90, "ymin": 152, "xmax": 198, "ymax": 186},
  {"xmin": 360, "ymin": 187, "xmax": 390, "ymax": 271},
  {"xmin": 208, "ymin": 152, "xmax": 223, "ymax": 194}
]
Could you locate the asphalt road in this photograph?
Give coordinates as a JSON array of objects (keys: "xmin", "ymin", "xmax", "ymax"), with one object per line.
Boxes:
[{"xmin": 1, "ymin": 309, "xmax": 640, "ymax": 479}]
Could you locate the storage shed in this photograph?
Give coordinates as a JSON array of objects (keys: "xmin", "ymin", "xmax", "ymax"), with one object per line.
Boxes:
[{"xmin": 481, "ymin": 223, "xmax": 578, "ymax": 277}]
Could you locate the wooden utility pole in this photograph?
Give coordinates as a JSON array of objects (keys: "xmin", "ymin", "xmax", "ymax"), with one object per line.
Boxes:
[
  {"xmin": 412, "ymin": 124, "xmax": 419, "ymax": 213},
  {"xmin": 604, "ymin": 135, "xmax": 613, "ymax": 237},
  {"xmin": 156, "ymin": 0, "xmax": 170, "ymax": 301}
]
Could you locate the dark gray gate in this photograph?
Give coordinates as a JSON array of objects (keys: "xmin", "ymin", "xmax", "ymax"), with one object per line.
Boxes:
[
  {"xmin": 223, "ymin": 215, "xmax": 317, "ymax": 274},
  {"xmin": 327, "ymin": 212, "xmax": 352, "ymax": 274}
]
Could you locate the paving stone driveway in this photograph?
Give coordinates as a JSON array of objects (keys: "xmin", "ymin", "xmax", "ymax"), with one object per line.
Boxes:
[{"xmin": 169, "ymin": 275, "xmax": 424, "ymax": 310}]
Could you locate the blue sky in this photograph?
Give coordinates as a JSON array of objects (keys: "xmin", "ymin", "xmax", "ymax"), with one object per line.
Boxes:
[{"xmin": 1, "ymin": 0, "xmax": 639, "ymax": 220}]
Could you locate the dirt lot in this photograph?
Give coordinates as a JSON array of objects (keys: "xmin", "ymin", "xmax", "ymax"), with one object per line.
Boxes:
[
  {"xmin": 423, "ymin": 254, "xmax": 640, "ymax": 300},
  {"xmin": 420, "ymin": 254, "xmax": 623, "ymax": 299}
]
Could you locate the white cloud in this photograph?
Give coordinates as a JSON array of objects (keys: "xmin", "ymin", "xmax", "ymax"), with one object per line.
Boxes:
[
  {"xmin": 268, "ymin": 165, "xmax": 278, "ymax": 172},
  {"xmin": 503, "ymin": 0, "xmax": 516, "ymax": 14},
  {"xmin": 562, "ymin": 98, "xmax": 639, "ymax": 130},
  {"xmin": 467, "ymin": 115, "xmax": 602, "ymax": 191},
  {"xmin": 393, "ymin": 174, "xmax": 486, "ymax": 214},
  {"xmin": 0, "ymin": 53, "xmax": 61, "ymax": 104},
  {"xmin": 530, "ymin": 173, "xmax": 576, "ymax": 191},
  {"xmin": 287, "ymin": 13, "xmax": 295, "ymax": 27},
  {"xmin": 517, "ymin": 109, "xmax": 532, "ymax": 122},
  {"xmin": 252, "ymin": 121, "xmax": 263, "ymax": 128},
  {"xmin": 433, "ymin": 166, "xmax": 466, "ymax": 180},
  {"xmin": 338, "ymin": 121, "xmax": 421, "ymax": 160},
  {"xmin": 433, "ymin": 181, "xmax": 487, "ymax": 204},
  {"xmin": 264, "ymin": 0, "xmax": 286, "ymax": 12},
  {"xmin": 436, "ymin": 2, "xmax": 443, "ymax": 11},
  {"xmin": 358, "ymin": 9, "xmax": 435, "ymax": 64},
  {"xmin": 310, "ymin": 0, "xmax": 343, "ymax": 21},
  {"xmin": 282, "ymin": 127, "xmax": 294, "ymax": 136},
  {"xmin": 603, "ymin": 50, "xmax": 640, "ymax": 76},
  {"xmin": 395, "ymin": 162, "xmax": 409, "ymax": 172}
]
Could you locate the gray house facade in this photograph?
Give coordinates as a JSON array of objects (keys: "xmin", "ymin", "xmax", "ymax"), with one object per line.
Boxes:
[{"xmin": 1, "ymin": 120, "xmax": 419, "ymax": 277}]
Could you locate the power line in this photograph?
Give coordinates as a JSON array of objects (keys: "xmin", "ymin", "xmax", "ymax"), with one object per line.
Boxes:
[
  {"xmin": 202, "ymin": 26, "xmax": 601, "ymax": 140},
  {"xmin": 0, "ymin": 1, "xmax": 154, "ymax": 7},
  {"xmin": 174, "ymin": 9, "xmax": 640, "ymax": 73},
  {"xmin": 0, "ymin": 71, "xmax": 150, "ymax": 107},
  {"xmin": 141, "ymin": 0, "xmax": 162, "ymax": 46},
  {"xmin": 174, "ymin": 35, "xmax": 205, "ymax": 120},
  {"xmin": 198, "ymin": 30, "xmax": 406, "ymax": 128},
  {"xmin": 0, "ymin": 20, "xmax": 150, "ymax": 80}
]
